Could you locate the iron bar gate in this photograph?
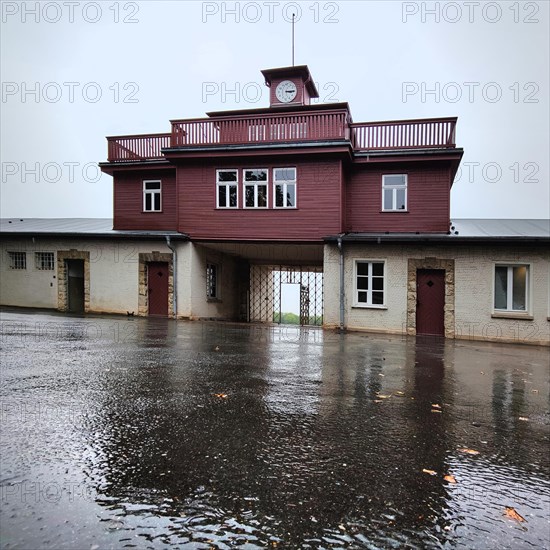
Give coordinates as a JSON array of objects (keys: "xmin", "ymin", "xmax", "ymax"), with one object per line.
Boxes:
[{"xmin": 249, "ymin": 265, "xmax": 323, "ymax": 326}]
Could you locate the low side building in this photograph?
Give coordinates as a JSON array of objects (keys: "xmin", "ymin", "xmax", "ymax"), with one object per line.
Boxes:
[{"xmin": 323, "ymin": 219, "xmax": 549, "ymax": 346}]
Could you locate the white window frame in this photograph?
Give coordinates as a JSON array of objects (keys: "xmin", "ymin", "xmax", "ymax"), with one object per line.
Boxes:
[
  {"xmin": 273, "ymin": 167, "xmax": 297, "ymax": 209},
  {"xmin": 353, "ymin": 259, "xmax": 386, "ymax": 308},
  {"xmin": 216, "ymin": 169, "xmax": 238, "ymax": 209},
  {"xmin": 243, "ymin": 169, "xmax": 269, "ymax": 209},
  {"xmin": 382, "ymin": 174, "xmax": 407, "ymax": 211},
  {"xmin": 493, "ymin": 263, "xmax": 531, "ymax": 314},
  {"xmin": 8, "ymin": 251, "xmax": 26, "ymax": 270},
  {"xmin": 206, "ymin": 262, "xmax": 220, "ymax": 300},
  {"xmin": 143, "ymin": 180, "xmax": 162, "ymax": 212},
  {"xmin": 35, "ymin": 252, "xmax": 55, "ymax": 270}
]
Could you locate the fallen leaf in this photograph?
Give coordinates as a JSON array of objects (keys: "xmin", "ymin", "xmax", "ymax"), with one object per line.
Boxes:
[
  {"xmin": 395, "ymin": 391, "xmax": 405, "ymax": 395},
  {"xmin": 373, "ymin": 399, "xmax": 383, "ymax": 403},
  {"xmin": 376, "ymin": 394, "xmax": 392, "ymax": 399},
  {"xmin": 422, "ymin": 468, "xmax": 437, "ymax": 476},
  {"xmin": 214, "ymin": 393, "xmax": 228, "ymax": 399},
  {"xmin": 432, "ymin": 403, "xmax": 442, "ymax": 409},
  {"xmin": 431, "ymin": 409, "xmax": 442, "ymax": 414},
  {"xmin": 444, "ymin": 474, "xmax": 457, "ymax": 484},
  {"xmin": 458, "ymin": 448, "xmax": 480, "ymax": 455},
  {"xmin": 504, "ymin": 506, "xmax": 526, "ymax": 523},
  {"xmin": 518, "ymin": 416, "xmax": 529, "ymax": 422},
  {"xmin": 531, "ymin": 389, "xmax": 539, "ymax": 393},
  {"xmin": 480, "ymin": 371, "xmax": 485, "ymax": 375},
  {"xmin": 214, "ymin": 346, "xmax": 220, "ymax": 351},
  {"xmin": 378, "ymin": 373, "xmax": 385, "ymax": 377}
]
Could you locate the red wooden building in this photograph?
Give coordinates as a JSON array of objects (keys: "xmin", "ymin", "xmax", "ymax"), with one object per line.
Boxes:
[{"xmin": 98, "ymin": 64, "xmax": 464, "ymax": 333}]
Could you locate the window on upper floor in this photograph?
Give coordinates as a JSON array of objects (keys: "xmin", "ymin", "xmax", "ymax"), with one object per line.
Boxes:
[
  {"xmin": 143, "ymin": 180, "xmax": 161, "ymax": 212},
  {"xmin": 274, "ymin": 167, "xmax": 297, "ymax": 208},
  {"xmin": 35, "ymin": 252, "xmax": 54, "ymax": 270},
  {"xmin": 354, "ymin": 260, "xmax": 385, "ymax": 307},
  {"xmin": 494, "ymin": 264, "xmax": 529, "ymax": 312},
  {"xmin": 244, "ymin": 169, "xmax": 268, "ymax": 208},
  {"xmin": 206, "ymin": 262, "xmax": 219, "ymax": 299},
  {"xmin": 382, "ymin": 174, "xmax": 407, "ymax": 211},
  {"xmin": 217, "ymin": 169, "xmax": 238, "ymax": 208},
  {"xmin": 8, "ymin": 251, "xmax": 26, "ymax": 270}
]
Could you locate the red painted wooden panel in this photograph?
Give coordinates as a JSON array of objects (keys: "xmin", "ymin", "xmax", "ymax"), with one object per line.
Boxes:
[
  {"xmin": 148, "ymin": 262, "xmax": 169, "ymax": 316},
  {"xmin": 177, "ymin": 159, "xmax": 343, "ymax": 241},
  {"xmin": 113, "ymin": 170, "xmax": 177, "ymax": 230},
  {"xmin": 346, "ymin": 163, "xmax": 451, "ymax": 233},
  {"xmin": 416, "ymin": 269, "xmax": 445, "ymax": 336}
]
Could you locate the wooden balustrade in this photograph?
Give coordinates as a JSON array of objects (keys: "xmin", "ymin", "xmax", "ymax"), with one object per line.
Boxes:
[
  {"xmin": 107, "ymin": 133, "xmax": 171, "ymax": 162},
  {"xmin": 106, "ymin": 114, "xmax": 457, "ymax": 162},
  {"xmin": 351, "ymin": 117, "xmax": 456, "ymax": 150},
  {"xmin": 171, "ymin": 111, "xmax": 350, "ymax": 147}
]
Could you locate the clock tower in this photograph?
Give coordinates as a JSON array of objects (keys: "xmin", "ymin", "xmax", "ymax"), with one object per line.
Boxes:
[{"xmin": 261, "ymin": 65, "xmax": 319, "ymax": 107}]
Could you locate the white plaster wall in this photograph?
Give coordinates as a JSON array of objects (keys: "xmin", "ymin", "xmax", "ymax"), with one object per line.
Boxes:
[
  {"xmin": 324, "ymin": 243, "xmax": 550, "ymax": 346},
  {"xmin": 186, "ymin": 243, "xmax": 240, "ymax": 320},
  {"xmin": 174, "ymin": 241, "xmax": 192, "ymax": 318},
  {"xmin": 0, "ymin": 241, "xmax": 58, "ymax": 308},
  {"xmin": 0, "ymin": 238, "xmax": 175, "ymax": 314}
]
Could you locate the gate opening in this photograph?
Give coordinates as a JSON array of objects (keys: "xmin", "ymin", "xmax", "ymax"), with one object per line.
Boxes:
[{"xmin": 250, "ymin": 266, "xmax": 323, "ymax": 326}]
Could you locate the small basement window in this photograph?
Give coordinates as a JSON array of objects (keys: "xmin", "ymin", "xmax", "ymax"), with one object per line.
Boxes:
[
  {"xmin": 35, "ymin": 252, "xmax": 55, "ymax": 270},
  {"xmin": 8, "ymin": 251, "xmax": 26, "ymax": 270}
]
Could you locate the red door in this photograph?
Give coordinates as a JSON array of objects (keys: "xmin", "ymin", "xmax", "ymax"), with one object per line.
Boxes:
[
  {"xmin": 416, "ymin": 269, "xmax": 445, "ymax": 336},
  {"xmin": 148, "ymin": 262, "xmax": 169, "ymax": 316}
]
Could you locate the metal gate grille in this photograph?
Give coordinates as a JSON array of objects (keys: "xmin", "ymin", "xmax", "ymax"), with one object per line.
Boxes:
[{"xmin": 249, "ymin": 265, "xmax": 323, "ymax": 326}]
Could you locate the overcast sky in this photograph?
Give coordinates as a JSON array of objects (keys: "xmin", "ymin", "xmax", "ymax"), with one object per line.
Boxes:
[{"xmin": 1, "ymin": 0, "xmax": 549, "ymax": 219}]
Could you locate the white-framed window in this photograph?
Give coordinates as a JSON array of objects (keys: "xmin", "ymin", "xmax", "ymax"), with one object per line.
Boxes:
[
  {"xmin": 35, "ymin": 252, "xmax": 55, "ymax": 270},
  {"xmin": 143, "ymin": 180, "xmax": 161, "ymax": 212},
  {"xmin": 274, "ymin": 167, "xmax": 297, "ymax": 208},
  {"xmin": 382, "ymin": 174, "xmax": 407, "ymax": 211},
  {"xmin": 216, "ymin": 169, "xmax": 238, "ymax": 208},
  {"xmin": 494, "ymin": 264, "xmax": 529, "ymax": 312},
  {"xmin": 8, "ymin": 251, "xmax": 26, "ymax": 270},
  {"xmin": 354, "ymin": 260, "xmax": 385, "ymax": 307},
  {"xmin": 206, "ymin": 262, "xmax": 219, "ymax": 299},
  {"xmin": 244, "ymin": 169, "xmax": 268, "ymax": 208}
]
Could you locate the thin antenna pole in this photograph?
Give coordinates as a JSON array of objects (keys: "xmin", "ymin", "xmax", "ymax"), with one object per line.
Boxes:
[{"xmin": 291, "ymin": 13, "xmax": 295, "ymax": 66}]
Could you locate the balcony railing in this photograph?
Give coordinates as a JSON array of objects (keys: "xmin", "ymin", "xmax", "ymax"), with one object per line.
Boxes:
[
  {"xmin": 107, "ymin": 133, "xmax": 171, "ymax": 162},
  {"xmin": 351, "ymin": 117, "xmax": 457, "ymax": 151},
  {"xmin": 170, "ymin": 110, "xmax": 351, "ymax": 147},
  {"xmin": 106, "ymin": 114, "xmax": 457, "ymax": 162}
]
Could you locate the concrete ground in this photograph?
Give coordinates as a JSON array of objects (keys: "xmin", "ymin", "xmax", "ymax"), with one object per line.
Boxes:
[{"xmin": 0, "ymin": 309, "xmax": 549, "ymax": 549}]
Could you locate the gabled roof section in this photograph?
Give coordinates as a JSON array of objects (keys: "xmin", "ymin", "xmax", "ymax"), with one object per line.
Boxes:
[
  {"xmin": 450, "ymin": 218, "xmax": 550, "ymax": 238},
  {"xmin": 324, "ymin": 219, "xmax": 550, "ymax": 244},
  {"xmin": 0, "ymin": 218, "xmax": 188, "ymax": 240}
]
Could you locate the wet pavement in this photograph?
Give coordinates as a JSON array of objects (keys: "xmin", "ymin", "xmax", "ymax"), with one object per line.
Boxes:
[{"xmin": 0, "ymin": 309, "xmax": 549, "ymax": 549}]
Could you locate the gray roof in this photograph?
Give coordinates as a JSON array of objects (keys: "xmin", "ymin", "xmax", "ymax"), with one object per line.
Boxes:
[
  {"xmin": 325, "ymin": 218, "xmax": 550, "ymax": 243},
  {"xmin": 450, "ymin": 219, "xmax": 549, "ymax": 238},
  {"xmin": 1, "ymin": 218, "xmax": 548, "ymax": 242},
  {"xmin": 0, "ymin": 218, "xmax": 188, "ymax": 239}
]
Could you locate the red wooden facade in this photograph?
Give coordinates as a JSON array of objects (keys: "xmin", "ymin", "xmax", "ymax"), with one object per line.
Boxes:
[{"xmin": 100, "ymin": 65, "xmax": 463, "ymax": 239}]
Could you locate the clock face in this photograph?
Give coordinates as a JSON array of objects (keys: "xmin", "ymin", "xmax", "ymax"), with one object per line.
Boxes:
[{"xmin": 275, "ymin": 80, "xmax": 298, "ymax": 103}]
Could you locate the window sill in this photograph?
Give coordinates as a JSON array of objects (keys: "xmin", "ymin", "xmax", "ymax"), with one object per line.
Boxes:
[
  {"xmin": 352, "ymin": 305, "xmax": 387, "ymax": 310},
  {"xmin": 142, "ymin": 210, "xmax": 163, "ymax": 214},
  {"xmin": 380, "ymin": 210, "xmax": 409, "ymax": 213},
  {"xmin": 207, "ymin": 298, "xmax": 222, "ymax": 303},
  {"xmin": 491, "ymin": 312, "xmax": 533, "ymax": 320}
]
